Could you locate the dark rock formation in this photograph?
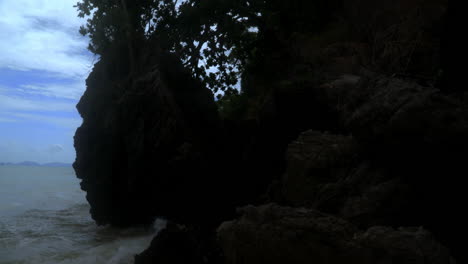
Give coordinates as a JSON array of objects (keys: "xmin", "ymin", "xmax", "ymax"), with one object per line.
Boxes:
[
  {"xmin": 281, "ymin": 130, "xmax": 360, "ymax": 208},
  {"xmin": 217, "ymin": 204, "xmax": 455, "ymax": 264},
  {"xmin": 324, "ymin": 74, "xmax": 468, "ymax": 161},
  {"xmin": 135, "ymin": 222, "xmax": 223, "ymax": 264},
  {"xmin": 74, "ymin": 41, "xmax": 229, "ymax": 227},
  {"xmin": 74, "ymin": 39, "xmax": 280, "ymax": 229},
  {"xmin": 72, "ymin": 0, "xmax": 464, "ymax": 262},
  {"xmin": 277, "ymin": 74, "xmax": 468, "ymax": 258},
  {"xmin": 280, "ymin": 129, "xmax": 415, "ymax": 228}
]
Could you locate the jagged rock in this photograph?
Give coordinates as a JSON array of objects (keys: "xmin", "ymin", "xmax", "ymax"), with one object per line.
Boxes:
[
  {"xmin": 73, "ymin": 41, "xmax": 290, "ymax": 228},
  {"xmin": 281, "ymin": 130, "xmax": 412, "ymax": 227},
  {"xmin": 134, "ymin": 223, "xmax": 222, "ymax": 264},
  {"xmin": 324, "ymin": 74, "xmax": 468, "ymax": 162},
  {"xmin": 217, "ymin": 204, "xmax": 455, "ymax": 264},
  {"xmin": 280, "ymin": 74, "xmax": 468, "ymax": 258},
  {"xmin": 357, "ymin": 226, "xmax": 456, "ymax": 264},
  {"xmin": 74, "ymin": 1, "xmax": 463, "ymax": 262},
  {"xmin": 334, "ymin": 76, "xmax": 468, "ymax": 260},
  {"xmin": 74, "ymin": 42, "xmax": 225, "ymax": 227},
  {"xmin": 281, "ymin": 130, "xmax": 359, "ymax": 208}
]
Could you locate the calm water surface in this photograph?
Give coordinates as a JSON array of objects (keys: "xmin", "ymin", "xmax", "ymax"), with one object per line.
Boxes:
[{"xmin": 0, "ymin": 166, "xmax": 163, "ymax": 264}]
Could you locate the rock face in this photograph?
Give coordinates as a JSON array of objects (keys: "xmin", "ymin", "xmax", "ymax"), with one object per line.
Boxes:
[
  {"xmin": 73, "ymin": 41, "xmax": 285, "ymax": 228},
  {"xmin": 282, "ymin": 130, "xmax": 359, "ymax": 208},
  {"xmin": 325, "ymin": 75, "xmax": 468, "ymax": 160},
  {"xmin": 217, "ymin": 204, "xmax": 455, "ymax": 264},
  {"xmin": 72, "ymin": 0, "xmax": 463, "ymax": 262},
  {"xmin": 276, "ymin": 75, "xmax": 468, "ymax": 259},
  {"xmin": 280, "ymin": 130, "xmax": 405, "ymax": 227},
  {"xmin": 74, "ymin": 42, "xmax": 226, "ymax": 227}
]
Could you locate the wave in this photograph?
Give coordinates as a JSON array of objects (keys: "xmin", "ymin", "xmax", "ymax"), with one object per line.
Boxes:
[{"xmin": 0, "ymin": 204, "xmax": 165, "ymax": 264}]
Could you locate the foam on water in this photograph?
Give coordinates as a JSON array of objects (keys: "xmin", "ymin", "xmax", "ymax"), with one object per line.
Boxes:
[{"xmin": 0, "ymin": 166, "xmax": 164, "ymax": 264}]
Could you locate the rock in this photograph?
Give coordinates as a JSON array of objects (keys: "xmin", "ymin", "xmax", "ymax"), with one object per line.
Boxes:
[
  {"xmin": 340, "ymin": 0, "xmax": 447, "ymax": 78},
  {"xmin": 281, "ymin": 130, "xmax": 414, "ymax": 227},
  {"xmin": 135, "ymin": 224, "xmax": 200, "ymax": 264},
  {"xmin": 74, "ymin": 41, "xmax": 226, "ymax": 227},
  {"xmin": 281, "ymin": 130, "xmax": 359, "ymax": 209},
  {"xmin": 324, "ymin": 75, "xmax": 468, "ymax": 162},
  {"xmin": 134, "ymin": 223, "xmax": 222, "ymax": 264},
  {"xmin": 317, "ymin": 43, "xmax": 370, "ymax": 80},
  {"xmin": 73, "ymin": 40, "xmax": 293, "ymax": 228},
  {"xmin": 217, "ymin": 204, "xmax": 455, "ymax": 264},
  {"xmin": 357, "ymin": 226, "xmax": 456, "ymax": 264},
  {"xmin": 279, "ymin": 124, "xmax": 466, "ymax": 258},
  {"xmin": 324, "ymin": 76, "xmax": 468, "ymax": 241},
  {"xmin": 74, "ymin": 1, "xmax": 463, "ymax": 262}
]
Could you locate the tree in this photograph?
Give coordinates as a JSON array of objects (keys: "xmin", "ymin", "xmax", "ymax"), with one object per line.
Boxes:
[{"xmin": 76, "ymin": 0, "xmax": 265, "ymax": 93}]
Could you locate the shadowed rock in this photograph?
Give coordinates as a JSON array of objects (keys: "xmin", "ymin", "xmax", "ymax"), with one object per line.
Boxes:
[
  {"xmin": 217, "ymin": 204, "xmax": 456, "ymax": 264},
  {"xmin": 134, "ymin": 222, "xmax": 222, "ymax": 264},
  {"xmin": 73, "ymin": 41, "xmax": 224, "ymax": 227}
]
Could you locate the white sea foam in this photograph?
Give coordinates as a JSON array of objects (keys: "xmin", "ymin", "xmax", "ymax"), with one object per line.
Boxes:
[{"xmin": 0, "ymin": 166, "xmax": 164, "ymax": 264}]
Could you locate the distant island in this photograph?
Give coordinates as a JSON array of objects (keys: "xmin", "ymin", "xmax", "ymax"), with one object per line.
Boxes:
[{"xmin": 0, "ymin": 161, "xmax": 72, "ymax": 167}]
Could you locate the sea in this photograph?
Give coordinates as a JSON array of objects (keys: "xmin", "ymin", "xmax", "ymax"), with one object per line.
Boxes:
[{"xmin": 0, "ymin": 166, "xmax": 164, "ymax": 264}]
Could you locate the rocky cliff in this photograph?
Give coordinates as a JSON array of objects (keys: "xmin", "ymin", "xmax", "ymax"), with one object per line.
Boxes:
[
  {"xmin": 74, "ymin": 38, "xmax": 277, "ymax": 228},
  {"xmin": 74, "ymin": 40, "xmax": 227, "ymax": 227},
  {"xmin": 74, "ymin": 0, "xmax": 464, "ymax": 263}
]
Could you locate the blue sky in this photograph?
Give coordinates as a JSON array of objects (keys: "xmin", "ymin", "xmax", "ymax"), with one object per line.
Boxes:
[{"xmin": 0, "ymin": 0, "xmax": 94, "ymax": 163}]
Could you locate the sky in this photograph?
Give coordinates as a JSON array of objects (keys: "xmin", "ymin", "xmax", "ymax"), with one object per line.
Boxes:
[{"xmin": 0, "ymin": 0, "xmax": 94, "ymax": 163}]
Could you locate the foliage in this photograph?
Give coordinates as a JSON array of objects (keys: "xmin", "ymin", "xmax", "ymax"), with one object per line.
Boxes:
[
  {"xmin": 76, "ymin": 0, "xmax": 266, "ymax": 93},
  {"xmin": 76, "ymin": 0, "xmax": 154, "ymax": 54}
]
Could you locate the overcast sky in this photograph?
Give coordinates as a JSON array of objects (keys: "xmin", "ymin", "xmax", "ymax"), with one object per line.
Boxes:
[{"xmin": 0, "ymin": 0, "xmax": 94, "ymax": 163}]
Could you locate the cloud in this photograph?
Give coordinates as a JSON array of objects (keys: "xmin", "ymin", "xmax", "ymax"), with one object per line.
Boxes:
[
  {"xmin": 0, "ymin": 93, "xmax": 75, "ymax": 112},
  {"xmin": 7, "ymin": 112, "xmax": 82, "ymax": 129},
  {"xmin": 20, "ymin": 82, "xmax": 85, "ymax": 100},
  {"xmin": 0, "ymin": 0, "xmax": 90, "ymax": 164},
  {"xmin": 0, "ymin": 0, "xmax": 94, "ymax": 79}
]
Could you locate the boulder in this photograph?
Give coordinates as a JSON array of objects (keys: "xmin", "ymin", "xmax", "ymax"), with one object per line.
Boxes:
[
  {"xmin": 281, "ymin": 130, "xmax": 359, "ymax": 208},
  {"xmin": 282, "ymin": 132, "xmax": 413, "ymax": 228},
  {"xmin": 217, "ymin": 204, "xmax": 455, "ymax": 264}
]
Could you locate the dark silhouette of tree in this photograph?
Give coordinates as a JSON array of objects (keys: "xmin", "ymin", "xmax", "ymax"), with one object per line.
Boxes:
[{"xmin": 76, "ymin": 0, "xmax": 265, "ymax": 93}]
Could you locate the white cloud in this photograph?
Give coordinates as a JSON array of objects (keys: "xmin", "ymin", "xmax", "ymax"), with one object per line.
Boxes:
[
  {"xmin": 20, "ymin": 81, "xmax": 85, "ymax": 100},
  {"xmin": 0, "ymin": 0, "xmax": 89, "ymax": 163},
  {"xmin": 0, "ymin": 0, "xmax": 94, "ymax": 79},
  {"xmin": 7, "ymin": 112, "xmax": 82, "ymax": 129},
  {"xmin": 0, "ymin": 93, "xmax": 75, "ymax": 112}
]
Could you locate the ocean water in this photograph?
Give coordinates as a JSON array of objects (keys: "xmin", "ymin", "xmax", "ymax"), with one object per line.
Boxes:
[{"xmin": 0, "ymin": 166, "xmax": 164, "ymax": 264}]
